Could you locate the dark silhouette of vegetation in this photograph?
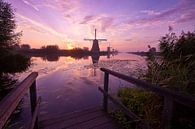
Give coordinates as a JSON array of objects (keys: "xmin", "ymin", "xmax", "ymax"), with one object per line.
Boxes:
[
  {"xmin": 116, "ymin": 29, "xmax": 195, "ymax": 129},
  {"xmin": 115, "ymin": 88, "xmax": 162, "ymax": 129},
  {"xmin": 145, "ymin": 30, "xmax": 195, "ymax": 95},
  {"xmin": 17, "ymin": 45, "xmax": 111, "ymax": 61},
  {"xmin": 0, "ymin": 0, "xmax": 30, "ymax": 100},
  {"xmin": 0, "ymin": 0, "xmax": 20, "ymax": 49},
  {"xmin": 41, "ymin": 45, "xmax": 59, "ymax": 52},
  {"xmin": 20, "ymin": 44, "xmax": 30, "ymax": 50}
]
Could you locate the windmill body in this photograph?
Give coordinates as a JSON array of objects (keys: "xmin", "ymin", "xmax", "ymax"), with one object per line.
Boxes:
[
  {"xmin": 91, "ymin": 39, "xmax": 100, "ymax": 53},
  {"xmin": 84, "ymin": 29, "xmax": 107, "ymax": 54}
]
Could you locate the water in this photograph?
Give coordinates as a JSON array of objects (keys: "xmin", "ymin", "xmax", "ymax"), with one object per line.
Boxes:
[{"xmin": 11, "ymin": 53, "xmax": 147, "ymax": 128}]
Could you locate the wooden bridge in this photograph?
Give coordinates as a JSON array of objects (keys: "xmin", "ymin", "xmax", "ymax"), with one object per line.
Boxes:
[{"xmin": 0, "ymin": 68, "xmax": 195, "ymax": 129}]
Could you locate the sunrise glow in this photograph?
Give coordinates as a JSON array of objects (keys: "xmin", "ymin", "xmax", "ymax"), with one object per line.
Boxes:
[
  {"xmin": 66, "ymin": 43, "xmax": 74, "ymax": 50},
  {"xmin": 5, "ymin": 0, "xmax": 195, "ymax": 51}
]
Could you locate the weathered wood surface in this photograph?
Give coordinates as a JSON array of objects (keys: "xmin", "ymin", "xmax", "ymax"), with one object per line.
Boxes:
[
  {"xmin": 161, "ymin": 96, "xmax": 174, "ymax": 129},
  {"xmin": 103, "ymin": 72, "xmax": 109, "ymax": 112},
  {"xmin": 39, "ymin": 107, "xmax": 122, "ymax": 129},
  {"xmin": 100, "ymin": 67, "xmax": 195, "ymax": 129},
  {"xmin": 99, "ymin": 87, "xmax": 149, "ymax": 129},
  {"xmin": 0, "ymin": 72, "xmax": 38, "ymax": 129},
  {"xmin": 24, "ymin": 97, "xmax": 41, "ymax": 129},
  {"xmin": 29, "ymin": 97, "xmax": 41, "ymax": 129},
  {"xmin": 100, "ymin": 68, "xmax": 195, "ymax": 109},
  {"xmin": 30, "ymin": 80, "xmax": 39, "ymax": 129}
]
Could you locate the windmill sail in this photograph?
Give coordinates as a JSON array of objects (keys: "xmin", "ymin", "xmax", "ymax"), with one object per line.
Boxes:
[{"xmin": 84, "ymin": 29, "xmax": 107, "ymax": 53}]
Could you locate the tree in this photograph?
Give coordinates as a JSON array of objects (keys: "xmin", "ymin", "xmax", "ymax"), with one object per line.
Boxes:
[
  {"xmin": 0, "ymin": 0, "xmax": 21, "ymax": 49},
  {"xmin": 0, "ymin": 0, "xmax": 30, "ymax": 99},
  {"xmin": 20, "ymin": 44, "xmax": 31, "ymax": 50},
  {"xmin": 45, "ymin": 45, "xmax": 59, "ymax": 51}
]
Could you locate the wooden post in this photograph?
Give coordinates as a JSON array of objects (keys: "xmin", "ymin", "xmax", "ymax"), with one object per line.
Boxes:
[
  {"xmin": 30, "ymin": 80, "xmax": 38, "ymax": 129},
  {"xmin": 161, "ymin": 96, "xmax": 173, "ymax": 129},
  {"xmin": 103, "ymin": 72, "xmax": 109, "ymax": 112}
]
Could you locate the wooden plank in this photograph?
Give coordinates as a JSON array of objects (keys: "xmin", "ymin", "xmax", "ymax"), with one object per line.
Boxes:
[
  {"xmin": 42, "ymin": 114, "xmax": 105, "ymax": 129},
  {"xmin": 99, "ymin": 87, "xmax": 140, "ymax": 120},
  {"xmin": 161, "ymin": 96, "xmax": 173, "ymax": 129},
  {"xmin": 40, "ymin": 106, "xmax": 101, "ymax": 122},
  {"xmin": 40, "ymin": 109, "xmax": 106, "ymax": 129},
  {"xmin": 99, "ymin": 87, "xmax": 149, "ymax": 129},
  {"xmin": 103, "ymin": 72, "xmax": 109, "ymax": 112},
  {"xmin": 29, "ymin": 97, "xmax": 41, "ymax": 129},
  {"xmin": 41, "ymin": 108, "xmax": 105, "ymax": 126},
  {"xmin": 0, "ymin": 72, "xmax": 38, "ymax": 129},
  {"xmin": 30, "ymin": 81, "xmax": 37, "ymax": 114},
  {"xmin": 93, "ymin": 121, "xmax": 121, "ymax": 129},
  {"xmin": 100, "ymin": 68, "xmax": 195, "ymax": 109},
  {"xmin": 67, "ymin": 115, "xmax": 119, "ymax": 129},
  {"xmin": 30, "ymin": 80, "xmax": 38, "ymax": 129},
  {"xmin": 25, "ymin": 97, "xmax": 41, "ymax": 129}
]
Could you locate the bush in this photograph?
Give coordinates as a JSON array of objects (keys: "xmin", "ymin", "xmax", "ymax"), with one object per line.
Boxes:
[
  {"xmin": 116, "ymin": 29, "xmax": 195, "ymax": 129},
  {"xmin": 117, "ymin": 88, "xmax": 162, "ymax": 129}
]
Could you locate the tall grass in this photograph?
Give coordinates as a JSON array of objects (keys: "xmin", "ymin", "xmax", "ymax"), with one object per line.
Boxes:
[{"xmin": 114, "ymin": 30, "xmax": 195, "ymax": 129}]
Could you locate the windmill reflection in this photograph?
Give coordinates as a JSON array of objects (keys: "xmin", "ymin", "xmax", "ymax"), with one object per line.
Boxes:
[{"xmin": 91, "ymin": 54, "xmax": 100, "ymax": 76}]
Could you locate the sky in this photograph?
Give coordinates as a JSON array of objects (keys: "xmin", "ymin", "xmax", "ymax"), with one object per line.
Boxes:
[{"xmin": 5, "ymin": 0, "xmax": 195, "ymax": 51}]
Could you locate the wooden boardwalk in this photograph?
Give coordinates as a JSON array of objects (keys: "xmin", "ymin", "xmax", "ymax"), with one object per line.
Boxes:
[
  {"xmin": 1, "ymin": 68, "xmax": 194, "ymax": 129},
  {"xmin": 39, "ymin": 107, "xmax": 121, "ymax": 129}
]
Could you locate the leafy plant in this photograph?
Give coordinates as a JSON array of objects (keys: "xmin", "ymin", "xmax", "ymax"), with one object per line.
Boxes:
[
  {"xmin": 117, "ymin": 88, "xmax": 162, "ymax": 129},
  {"xmin": 116, "ymin": 29, "xmax": 195, "ymax": 129},
  {"xmin": 144, "ymin": 30, "xmax": 195, "ymax": 95},
  {"xmin": 0, "ymin": 0, "xmax": 30, "ymax": 100}
]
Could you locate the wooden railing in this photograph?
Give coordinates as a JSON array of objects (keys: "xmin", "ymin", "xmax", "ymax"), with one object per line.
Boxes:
[
  {"xmin": 0, "ymin": 72, "xmax": 40, "ymax": 129},
  {"xmin": 99, "ymin": 68, "xmax": 195, "ymax": 129}
]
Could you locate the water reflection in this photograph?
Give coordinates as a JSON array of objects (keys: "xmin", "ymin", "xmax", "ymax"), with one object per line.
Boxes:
[
  {"xmin": 91, "ymin": 54, "xmax": 100, "ymax": 64},
  {"xmin": 15, "ymin": 53, "xmax": 146, "ymax": 128},
  {"xmin": 91, "ymin": 55, "xmax": 100, "ymax": 76},
  {"xmin": 34, "ymin": 54, "xmax": 104, "ymax": 62},
  {"xmin": 41, "ymin": 55, "xmax": 60, "ymax": 62},
  {"xmin": 31, "ymin": 49, "xmax": 116, "ymax": 62}
]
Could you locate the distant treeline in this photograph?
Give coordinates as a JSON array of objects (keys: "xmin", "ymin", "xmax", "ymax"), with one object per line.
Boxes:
[
  {"xmin": 127, "ymin": 51, "xmax": 160, "ymax": 56},
  {"xmin": 16, "ymin": 45, "xmax": 111, "ymax": 61}
]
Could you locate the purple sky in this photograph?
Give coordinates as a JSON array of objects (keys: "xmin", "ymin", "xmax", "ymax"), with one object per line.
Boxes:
[{"xmin": 5, "ymin": 0, "xmax": 195, "ymax": 51}]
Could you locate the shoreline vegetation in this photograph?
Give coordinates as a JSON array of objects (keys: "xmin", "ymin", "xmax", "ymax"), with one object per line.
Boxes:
[
  {"xmin": 15, "ymin": 45, "xmax": 118, "ymax": 60},
  {"xmin": 0, "ymin": 1, "xmax": 31, "ymax": 128},
  {"xmin": 113, "ymin": 30, "xmax": 195, "ymax": 129},
  {"xmin": 127, "ymin": 51, "xmax": 160, "ymax": 56},
  {"xmin": 17, "ymin": 48, "xmax": 112, "ymax": 56},
  {"xmin": 1, "ymin": 0, "xmax": 194, "ymax": 129},
  {"xmin": 0, "ymin": 0, "xmax": 30, "ymax": 100}
]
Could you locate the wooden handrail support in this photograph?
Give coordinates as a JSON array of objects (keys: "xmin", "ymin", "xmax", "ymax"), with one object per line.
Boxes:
[
  {"xmin": 100, "ymin": 68, "xmax": 195, "ymax": 129},
  {"xmin": 0, "ymin": 72, "xmax": 39, "ymax": 129},
  {"xmin": 25, "ymin": 97, "xmax": 41, "ymax": 129},
  {"xmin": 98, "ymin": 87, "xmax": 149, "ymax": 129}
]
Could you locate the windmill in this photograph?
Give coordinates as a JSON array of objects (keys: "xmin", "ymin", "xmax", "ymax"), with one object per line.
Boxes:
[{"xmin": 84, "ymin": 29, "xmax": 107, "ymax": 54}]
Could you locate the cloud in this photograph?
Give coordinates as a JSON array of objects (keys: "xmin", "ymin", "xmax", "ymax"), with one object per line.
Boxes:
[
  {"xmin": 177, "ymin": 10, "xmax": 195, "ymax": 23},
  {"xmin": 16, "ymin": 13, "xmax": 68, "ymax": 38},
  {"xmin": 98, "ymin": 17, "xmax": 114, "ymax": 32},
  {"xmin": 64, "ymin": 14, "xmax": 71, "ymax": 18},
  {"xmin": 18, "ymin": 20, "xmax": 46, "ymax": 33},
  {"xmin": 125, "ymin": 39, "xmax": 132, "ymax": 42},
  {"xmin": 22, "ymin": 0, "xmax": 39, "ymax": 11},
  {"xmin": 40, "ymin": 0, "xmax": 80, "ymax": 24},
  {"xmin": 128, "ymin": 0, "xmax": 195, "ymax": 26},
  {"xmin": 42, "ymin": 0, "xmax": 79, "ymax": 13},
  {"xmin": 80, "ymin": 15, "xmax": 115, "ymax": 33},
  {"xmin": 80, "ymin": 15, "xmax": 96, "ymax": 24},
  {"xmin": 58, "ymin": 0, "xmax": 79, "ymax": 11},
  {"xmin": 140, "ymin": 10, "xmax": 160, "ymax": 16}
]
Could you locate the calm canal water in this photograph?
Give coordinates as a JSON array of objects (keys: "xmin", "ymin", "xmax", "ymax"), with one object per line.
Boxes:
[{"xmin": 12, "ymin": 53, "xmax": 147, "ymax": 128}]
